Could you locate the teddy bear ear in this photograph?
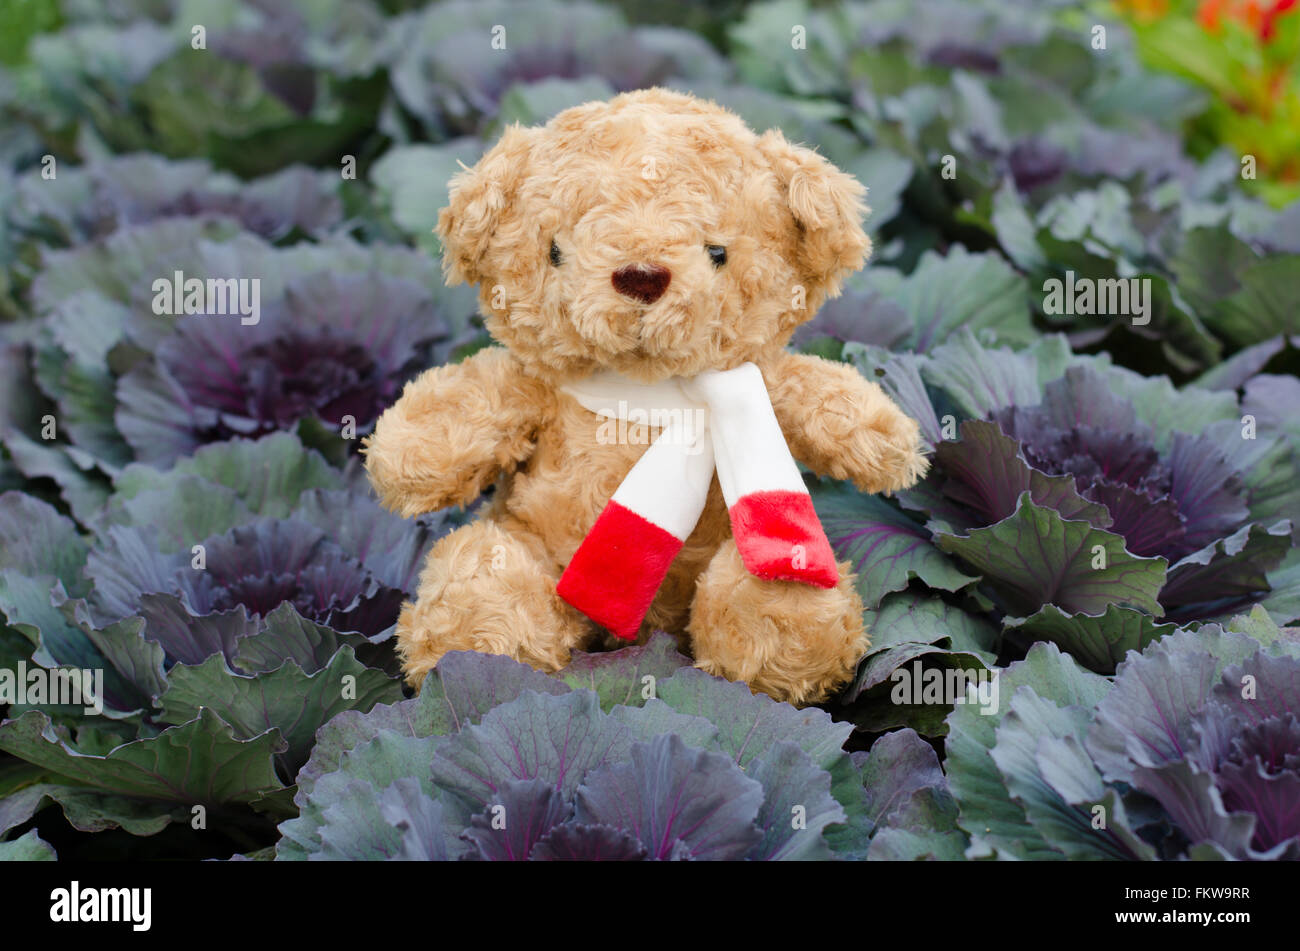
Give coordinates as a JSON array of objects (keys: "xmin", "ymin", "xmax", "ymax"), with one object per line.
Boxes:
[
  {"xmin": 756, "ymin": 129, "xmax": 871, "ymax": 298},
  {"xmin": 436, "ymin": 123, "xmax": 539, "ymax": 286}
]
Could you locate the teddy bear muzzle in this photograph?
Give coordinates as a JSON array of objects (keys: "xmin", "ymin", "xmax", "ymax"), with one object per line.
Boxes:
[{"xmin": 611, "ymin": 263, "xmax": 671, "ymax": 305}]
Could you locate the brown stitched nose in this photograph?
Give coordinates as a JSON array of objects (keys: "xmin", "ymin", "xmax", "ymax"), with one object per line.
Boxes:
[{"xmin": 611, "ymin": 264, "xmax": 671, "ymax": 304}]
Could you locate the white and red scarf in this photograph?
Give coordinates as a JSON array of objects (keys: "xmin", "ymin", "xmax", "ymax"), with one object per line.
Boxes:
[{"xmin": 556, "ymin": 362, "xmax": 838, "ymax": 640}]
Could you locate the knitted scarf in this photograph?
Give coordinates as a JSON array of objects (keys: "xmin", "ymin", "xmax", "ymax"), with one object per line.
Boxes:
[{"xmin": 556, "ymin": 361, "xmax": 837, "ymax": 639}]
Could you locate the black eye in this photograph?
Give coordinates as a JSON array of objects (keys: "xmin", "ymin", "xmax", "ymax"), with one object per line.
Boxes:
[
  {"xmin": 550, "ymin": 239, "xmax": 563, "ymax": 267},
  {"xmin": 706, "ymin": 244, "xmax": 727, "ymax": 268}
]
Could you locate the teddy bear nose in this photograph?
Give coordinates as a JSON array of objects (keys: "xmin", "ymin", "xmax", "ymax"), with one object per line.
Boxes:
[{"xmin": 611, "ymin": 264, "xmax": 671, "ymax": 304}]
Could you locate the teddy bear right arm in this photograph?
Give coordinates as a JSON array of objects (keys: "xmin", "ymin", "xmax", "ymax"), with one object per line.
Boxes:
[
  {"xmin": 762, "ymin": 350, "xmax": 929, "ymax": 494},
  {"xmin": 362, "ymin": 347, "xmax": 554, "ymax": 517}
]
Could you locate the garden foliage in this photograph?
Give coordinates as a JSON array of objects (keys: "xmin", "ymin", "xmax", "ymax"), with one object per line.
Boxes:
[{"xmin": 0, "ymin": 0, "xmax": 1296, "ymax": 860}]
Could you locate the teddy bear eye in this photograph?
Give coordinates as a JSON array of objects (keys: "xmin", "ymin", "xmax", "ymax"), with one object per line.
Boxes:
[
  {"xmin": 549, "ymin": 239, "xmax": 563, "ymax": 267},
  {"xmin": 706, "ymin": 244, "xmax": 727, "ymax": 268}
]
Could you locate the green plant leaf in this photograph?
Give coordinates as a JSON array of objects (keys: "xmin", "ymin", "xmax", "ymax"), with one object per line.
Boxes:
[
  {"xmin": 0, "ymin": 829, "xmax": 56, "ymax": 860},
  {"xmin": 554, "ymin": 631, "xmax": 691, "ymax": 712},
  {"xmin": 944, "ymin": 642, "xmax": 1110, "ymax": 859},
  {"xmin": 159, "ymin": 647, "xmax": 401, "ymax": 777},
  {"xmin": 812, "ymin": 478, "xmax": 981, "ymax": 610},
  {"xmin": 0, "ymin": 708, "xmax": 285, "ymax": 805},
  {"xmin": 1004, "ymin": 602, "xmax": 1177, "ymax": 673},
  {"xmin": 937, "ymin": 493, "xmax": 1168, "ymax": 618}
]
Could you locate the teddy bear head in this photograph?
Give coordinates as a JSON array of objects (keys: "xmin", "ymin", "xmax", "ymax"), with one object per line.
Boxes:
[{"xmin": 438, "ymin": 87, "xmax": 870, "ymax": 383}]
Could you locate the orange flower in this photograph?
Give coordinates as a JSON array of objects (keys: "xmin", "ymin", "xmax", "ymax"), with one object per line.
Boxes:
[
  {"xmin": 1198, "ymin": 0, "xmax": 1229, "ymax": 30},
  {"xmin": 1260, "ymin": 0, "xmax": 1297, "ymax": 41},
  {"xmin": 1200, "ymin": 0, "xmax": 1299, "ymax": 39}
]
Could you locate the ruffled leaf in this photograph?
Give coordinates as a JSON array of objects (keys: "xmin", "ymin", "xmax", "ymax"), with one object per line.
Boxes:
[
  {"xmin": 813, "ymin": 478, "xmax": 981, "ymax": 610},
  {"xmin": 573, "ymin": 733, "xmax": 764, "ymax": 861},
  {"xmin": 555, "ymin": 631, "xmax": 691, "ymax": 712},
  {"xmin": 937, "ymin": 494, "xmax": 1168, "ymax": 618}
]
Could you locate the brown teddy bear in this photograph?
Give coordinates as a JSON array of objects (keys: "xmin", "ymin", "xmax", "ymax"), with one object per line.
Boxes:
[{"xmin": 363, "ymin": 88, "xmax": 927, "ymax": 706}]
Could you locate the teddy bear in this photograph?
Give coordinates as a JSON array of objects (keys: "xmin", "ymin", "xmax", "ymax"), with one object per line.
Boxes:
[{"xmin": 363, "ymin": 88, "xmax": 928, "ymax": 706}]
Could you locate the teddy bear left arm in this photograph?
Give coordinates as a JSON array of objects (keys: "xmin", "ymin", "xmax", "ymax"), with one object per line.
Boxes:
[{"xmin": 761, "ymin": 350, "xmax": 929, "ymax": 493}]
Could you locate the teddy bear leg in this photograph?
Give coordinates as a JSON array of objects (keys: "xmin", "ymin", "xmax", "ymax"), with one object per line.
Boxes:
[
  {"xmin": 687, "ymin": 539, "xmax": 867, "ymax": 706},
  {"xmin": 395, "ymin": 520, "xmax": 595, "ymax": 690}
]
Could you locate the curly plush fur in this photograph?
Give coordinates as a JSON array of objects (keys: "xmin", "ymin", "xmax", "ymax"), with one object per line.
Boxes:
[{"xmin": 364, "ymin": 88, "xmax": 928, "ymax": 706}]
